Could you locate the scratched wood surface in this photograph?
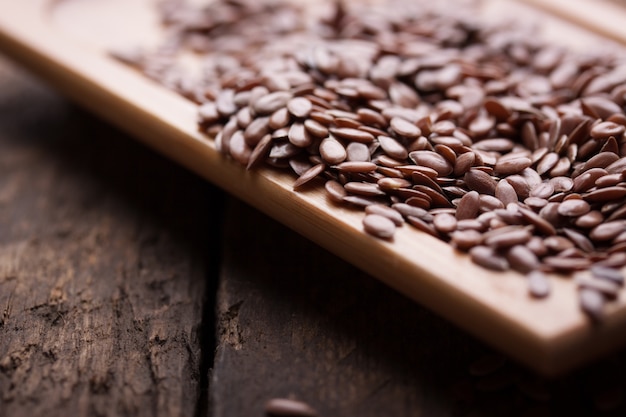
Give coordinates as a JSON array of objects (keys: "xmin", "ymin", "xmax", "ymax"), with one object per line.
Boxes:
[
  {"xmin": 0, "ymin": 56, "xmax": 222, "ymax": 417},
  {"xmin": 212, "ymin": 197, "xmax": 626, "ymax": 417}
]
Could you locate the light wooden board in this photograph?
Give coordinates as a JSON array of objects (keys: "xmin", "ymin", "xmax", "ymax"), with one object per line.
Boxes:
[
  {"xmin": 520, "ymin": 0, "xmax": 626, "ymax": 45},
  {"xmin": 0, "ymin": 0, "xmax": 625, "ymax": 375}
]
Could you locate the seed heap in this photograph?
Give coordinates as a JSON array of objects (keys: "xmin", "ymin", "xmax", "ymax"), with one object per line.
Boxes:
[{"xmin": 115, "ymin": 0, "xmax": 626, "ymax": 320}]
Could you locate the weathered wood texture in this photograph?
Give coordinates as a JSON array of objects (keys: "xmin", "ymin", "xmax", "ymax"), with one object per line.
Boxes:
[
  {"xmin": 0, "ymin": 57, "xmax": 221, "ymax": 417},
  {"xmin": 213, "ymin": 198, "xmax": 626, "ymax": 417}
]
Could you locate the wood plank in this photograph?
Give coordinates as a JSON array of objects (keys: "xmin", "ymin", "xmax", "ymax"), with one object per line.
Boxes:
[
  {"xmin": 212, "ymin": 197, "xmax": 626, "ymax": 417},
  {"xmin": 0, "ymin": 56, "xmax": 221, "ymax": 417}
]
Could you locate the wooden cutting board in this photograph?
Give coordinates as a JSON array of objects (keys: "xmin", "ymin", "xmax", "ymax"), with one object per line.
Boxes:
[{"xmin": 0, "ymin": 0, "xmax": 625, "ymax": 375}]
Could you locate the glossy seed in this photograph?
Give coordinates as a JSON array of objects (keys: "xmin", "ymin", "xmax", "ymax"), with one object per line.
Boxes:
[
  {"xmin": 265, "ymin": 398, "xmax": 318, "ymax": 417},
  {"xmin": 287, "ymin": 97, "xmax": 313, "ymax": 119},
  {"xmin": 319, "ymin": 137, "xmax": 347, "ymax": 164},
  {"xmin": 527, "ymin": 271, "xmax": 551, "ymax": 298},
  {"xmin": 363, "ymin": 214, "xmax": 396, "ymax": 240}
]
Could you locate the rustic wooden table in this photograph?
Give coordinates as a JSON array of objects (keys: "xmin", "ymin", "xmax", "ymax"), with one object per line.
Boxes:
[{"xmin": 2, "ymin": 55, "xmax": 626, "ymax": 417}]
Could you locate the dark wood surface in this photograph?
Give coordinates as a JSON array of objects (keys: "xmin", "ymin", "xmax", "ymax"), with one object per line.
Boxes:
[
  {"xmin": 0, "ymin": 56, "xmax": 222, "ymax": 417},
  {"xmin": 2, "ymin": 55, "xmax": 626, "ymax": 417}
]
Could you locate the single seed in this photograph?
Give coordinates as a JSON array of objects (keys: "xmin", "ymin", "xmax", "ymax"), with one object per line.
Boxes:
[
  {"xmin": 558, "ymin": 199, "xmax": 590, "ymax": 217},
  {"xmin": 433, "ymin": 213, "xmax": 458, "ymax": 234},
  {"xmin": 319, "ymin": 137, "xmax": 346, "ymax": 165},
  {"xmin": 363, "ymin": 214, "xmax": 396, "ymax": 240},
  {"xmin": 579, "ymin": 288, "xmax": 605, "ymax": 321},
  {"xmin": 265, "ymin": 398, "xmax": 318, "ymax": 417},
  {"xmin": 365, "ymin": 204, "xmax": 404, "ymax": 226},
  {"xmin": 287, "ymin": 97, "xmax": 313, "ymax": 119},
  {"xmin": 464, "ymin": 169, "xmax": 497, "ymax": 195},
  {"xmin": 506, "ymin": 245, "xmax": 540, "ymax": 273},
  {"xmin": 527, "ymin": 271, "xmax": 551, "ymax": 298},
  {"xmin": 293, "ymin": 163, "xmax": 325, "ymax": 189},
  {"xmin": 470, "ymin": 246, "xmax": 509, "ymax": 271},
  {"xmin": 325, "ymin": 180, "xmax": 346, "ymax": 203},
  {"xmin": 346, "ymin": 142, "xmax": 371, "ymax": 162},
  {"xmin": 456, "ymin": 191, "xmax": 480, "ymax": 220}
]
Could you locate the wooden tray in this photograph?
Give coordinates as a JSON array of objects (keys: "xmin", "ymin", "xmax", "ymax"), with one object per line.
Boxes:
[
  {"xmin": 520, "ymin": 0, "xmax": 626, "ymax": 45},
  {"xmin": 1, "ymin": 0, "xmax": 625, "ymax": 375}
]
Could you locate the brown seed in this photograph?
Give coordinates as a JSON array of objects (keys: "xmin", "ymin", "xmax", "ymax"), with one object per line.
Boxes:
[
  {"xmin": 506, "ymin": 245, "xmax": 540, "ymax": 273},
  {"xmin": 198, "ymin": 101, "xmax": 220, "ymax": 125},
  {"xmin": 357, "ymin": 108, "xmax": 387, "ymax": 127},
  {"xmin": 579, "ymin": 288, "xmax": 605, "ymax": 321},
  {"xmin": 590, "ymin": 121, "xmax": 625, "ymax": 140},
  {"xmin": 485, "ymin": 227, "xmax": 532, "ymax": 249},
  {"xmin": 591, "ymin": 266, "xmax": 624, "ymax": 285},
  {"xmin": 319, "ymin": 137, "xmax": 346, "ymax": 165},
  {"xmin": 325, "ymin": 180, "xmax": 346, "ymax": 203},
  {"xmin": 229, "ymin": 130, "xmax": 251, "ymax": 165},
  {"xmin": 558, "ymin": 199, "xmax": 590, "ymax": 217},
  {"xmin": 584, "ymin": 186, "xmax": 626, "ymax": 203},
  {"xmin": 543, "ymin": 256, "xmax": 591, "ymax": 272},
  {"xmin": 365, "ymin": 204, "xmax": 404, "ymax": 226},
  {"xmin": 269, "ymin": 108, "xmax": 290, "ymax": 130},
  {"xmin": 527, "ymin": 271, "xmax": 551, "ymax": 298},
  {"xmin": 390, "ymin": 117, "xmax": 421, "ymax": 138},
  {"xmin": 433, "ymin": 213, "xmax": 458, "ymax": 234},
  {"xmin": 585, "ymin": 152, "xmax": 620, "ymax": 171},
  {"xmin": 330, "ymin": 127, "xmax": 375, "ymax": 143},
  {"xmin": 247, "ymin": 133, "xmax": 273, "ymax": 170},
  {"xmin": 453, "ymin": 152, "xmax": 476, "ymax": 176},
  {"xmin": 392, "ymin": 203, "xmax": 431, "ymax": 221},
  {"xmin": 550, "ymin": 176, "xmax": 574, "ymax": 193},
  {"xmin": 577, "ymin": 276, "xmax": 620, "ymax": 299},
  {"xmin": 378, "ymin": 135, "xmax": 408, "ymax": 160},
  {"xmin": 469, "ymin": 246, "xmax": 509, "ymax": 271},
  {"xmin": 293, "ymin": 163, "xmax": 325, "ymax": 189},
  {"xmin": 363, "ymin": 214, "xmax": 396, "ymax": 240},
  {"xmin": 288, "ymin": 123, "xmax": 313, "ymax": 148},
  {"xmin": 464, "ymin": 169, "xmax": 497, "ymax": 195},
  {"xmin": 304, "ymin": 119, "xmax": 329, "ymax": 138},
  {"xmin": 545, "ymin": 235, "xmax": 575, "ymax": 252},
  {"xmin": 377, "ymin": 177, "xmax": 412, "ymax": 191},
  {"xmin": 406, "ymin": 215, "xmax": 438, "ymax": 236},
  {"xmin": 549, "ymin": 157, "xmax": 571, "ymax": 177},
  {"xmin": 216, "ymin": 89, "xmax": 237, "ymax": 117},
  {"xmin": 244, "ymin": 116, "xmax": 270, "ymax": 147},
  {"xmin": 409, "ymin": 151, "xmax": 453, "ymax": 176},
  {"xmin": 505, "ymin": 175, "xmax": 530, "ymax": 199},
  {"xmin": 530, "ymin": 183, "xmax": 554, "ymax": 199},
  {"xmin": 287, "ymin": 97, "xmax": 313, "ymax": 119},
  {"xmin": 595, "ymin": 173, "xmax": 624, "ymax": 188},
  {"xmin": 265, "ymin": 398, "xmax": 317, "ymax": 417},
  {"xmin": 472, "ymin": 138, "xmax": 515, "ymax": 153},
  {"xmin": 344, "ymin": 182, "xmax": 385, "ymax": 197},
  {"xmin": 590, "ymin": 221, "xmax": 626, "ymax": 241},
  {"xmin": 346, "ymin": 142, "xmax": 371, "ymax": 162},
  {"xmin": 456, "ymin": 191, "xmax": 480, "ymax": 220},
  {"xmin": 253, "ymin": 91, "xmax": 292, "ymax": 115},
  {"xmin": 576, "ymin": 210, "xmax": 604, "ymax": 228},
  {"xmin": 536, "ymin": 152, "xmax": 559, "ymax": 176},
  {"xmin": 518, "ymin": 206, "xmax": 557, "ymax": 236},
  {"xmin": 450, "ymin": 229, "xmax": 483, "ymax": 251},
  {"xmin": 573, "ymin": 168, "xmax": 608, "ymax": 193},
  {"xmin": 563, "ymin": 228, "xmax": 595, "ymax": 252},
  {"xmin": 606, "ymin": 157, "xmax": 626, "ymax": 174},
  {"xmin": 494, "ymin": 157, "xmax": 532, "ymax": 176},
  {"xmin": 335, "ymin": 161, "xmax": 377, "ymax": 173}
]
